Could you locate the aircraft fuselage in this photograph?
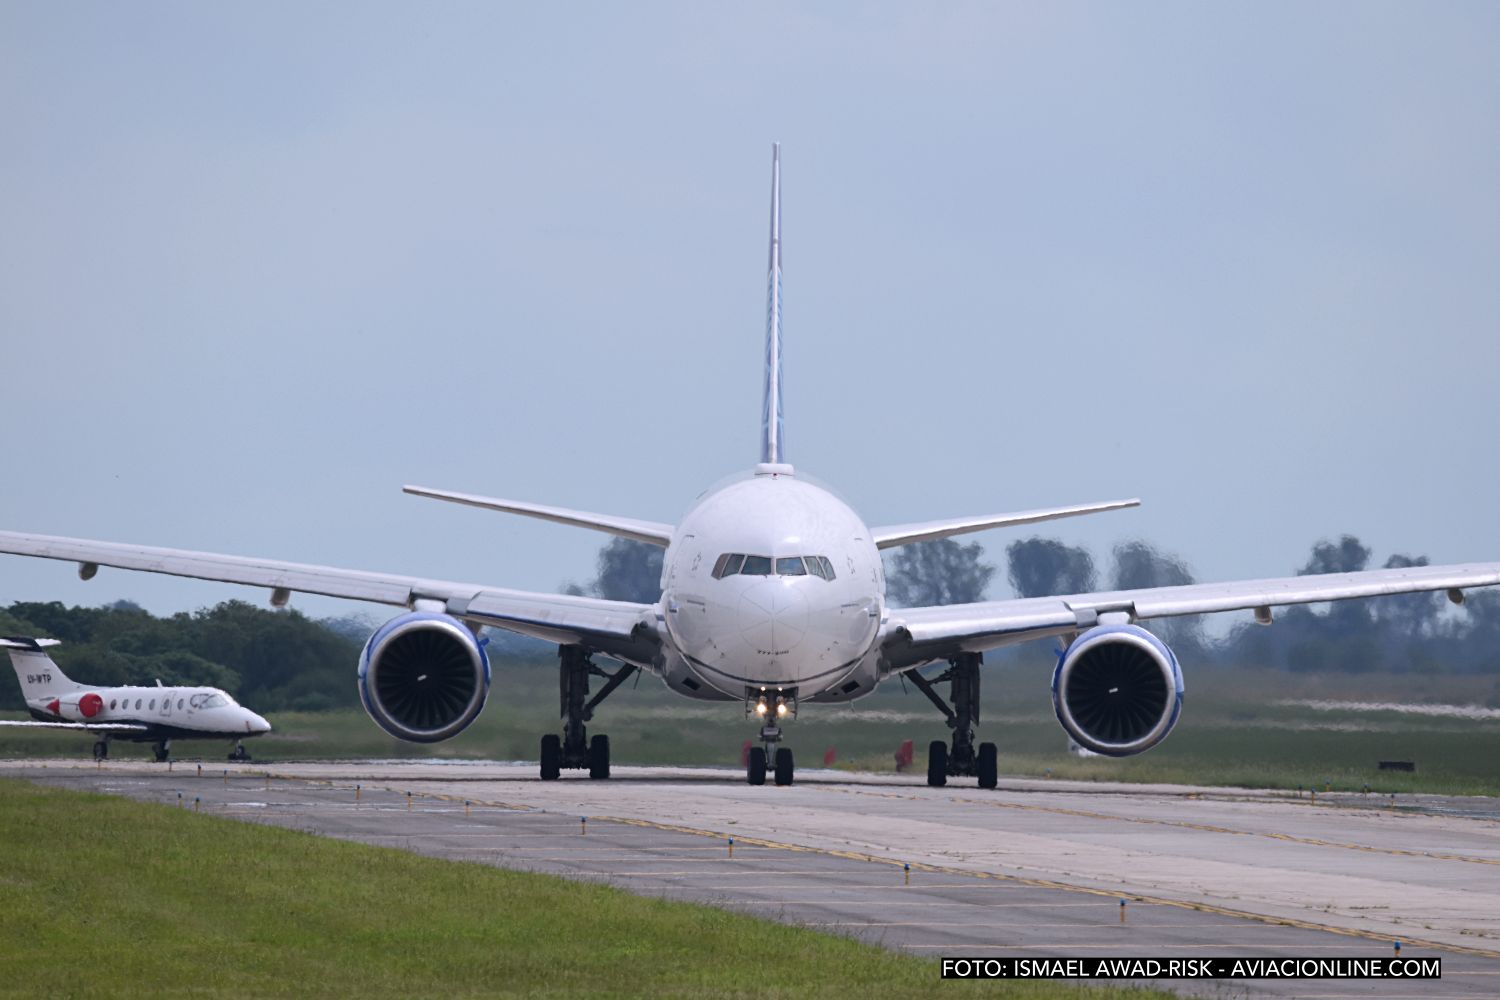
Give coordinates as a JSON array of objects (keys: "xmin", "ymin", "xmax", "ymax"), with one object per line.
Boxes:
[{"xmin": 658, "ymin": 464, "xmax": 885, "ymax": 706}]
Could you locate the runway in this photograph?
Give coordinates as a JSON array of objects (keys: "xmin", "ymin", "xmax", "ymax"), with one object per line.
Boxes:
[{"xmin": 8, "ymin": 759, "xmax": 1498, "ymax": 999}]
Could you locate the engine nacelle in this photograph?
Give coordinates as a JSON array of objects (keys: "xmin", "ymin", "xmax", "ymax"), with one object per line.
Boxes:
[
  {"xmin": 358, "ymin": 612, "xmax": 490, "ymax": 743},
  {"xmin": 1051, "ymin": 623, "xmax": 1183, "ymax": 757}
]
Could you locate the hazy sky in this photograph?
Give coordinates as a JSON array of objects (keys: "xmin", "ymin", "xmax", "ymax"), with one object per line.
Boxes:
[{"xmin": 2, "ymin": 3, "xmax": 1496, "ymax": 624}]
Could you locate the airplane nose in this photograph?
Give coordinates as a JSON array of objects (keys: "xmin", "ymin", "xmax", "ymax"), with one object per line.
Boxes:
[
  {"xmin": 737, "ymin": 579, "xmax": 810, "ymax": 656},
  {"xmin": 247, "ymin": 712, "xmax": 272, "ymax": 734}
]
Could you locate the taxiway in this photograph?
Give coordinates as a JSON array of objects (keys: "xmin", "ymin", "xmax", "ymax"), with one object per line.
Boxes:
[{"xmin": 7, "ymin": 759, "xmax": 1497, "ymax": 999}]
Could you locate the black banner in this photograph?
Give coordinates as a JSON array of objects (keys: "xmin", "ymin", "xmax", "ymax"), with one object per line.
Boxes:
[{"xmin": 940, "ymin": 957, "xmax": 1440, "ymax": 980}]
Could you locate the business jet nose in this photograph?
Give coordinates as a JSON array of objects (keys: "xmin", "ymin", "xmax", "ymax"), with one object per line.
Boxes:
[
  {"xmin": 737, "ymin": 579, "xmax": 810, "ymax": 656},
  {"xmin": 246, "ymin": 712, "xmax": 272, "ymax": 734}
]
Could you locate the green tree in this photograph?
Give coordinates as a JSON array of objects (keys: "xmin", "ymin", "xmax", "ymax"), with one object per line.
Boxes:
[
  {"xmin": 592, "ymin": 538, "xmax": 664, "ymax": 603},
  {"xmin": 886, "ymin": 539, "xmax": 994, "ymax": 607},
  {"xmin": 1005, "ymin": 537, "xmax": 1094, "ymax": 598}
]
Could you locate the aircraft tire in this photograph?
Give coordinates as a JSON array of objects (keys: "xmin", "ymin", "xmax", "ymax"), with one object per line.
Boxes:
[
  {"xmin": 927, "ymin": 740, "xmax": 947, "ymax": 787},
  {"xmin": 93, "ymin": 741, "xmax": 108, "ymax": 761},
  {"xmin": 747, "ymin": 747, "xmax": 767, "ymax": 786},
  {"xmin": 540, "ymin": 734, "xmax": 562, "ymax": 780},
  {"xmin": 588, "ymin": 734, "xmax": 611, "ymax": 780},
  {"xmin": 977, "ymin": 742, "xmax": 998, "ymax": 789},
  {"xmin": 774, "ymin": 747, "xmax": 794, "ymax": 786}
]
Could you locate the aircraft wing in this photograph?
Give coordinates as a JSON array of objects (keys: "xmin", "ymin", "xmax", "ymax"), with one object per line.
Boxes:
[
  {"xmin": 870, "ymin": 498, "xmax": 1139, "ymax": 549},
  {"xmin": 880, "ymin": 561, "xmax": 1500, "ymax": 672},
  {"xmin": 0, "ymin": 720, "xmax": 150, "ymax": 732},
  {"xmin": 0, "ymin": 531, "xmax": 661, "ymax": 666}
]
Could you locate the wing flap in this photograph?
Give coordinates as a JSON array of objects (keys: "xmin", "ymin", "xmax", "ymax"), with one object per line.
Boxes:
[{"xmin": 871, "ymin": 498, "xmax": 1140, "ymax": 549}]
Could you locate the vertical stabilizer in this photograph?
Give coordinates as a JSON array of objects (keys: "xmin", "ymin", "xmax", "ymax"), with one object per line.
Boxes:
[
  {"xmin": 1, "ymin": 637, "xmax": 79, "ymax": 699},
  {"xmin": 761, "ymin": 143, "xmax": 785, "ymax": 465}
]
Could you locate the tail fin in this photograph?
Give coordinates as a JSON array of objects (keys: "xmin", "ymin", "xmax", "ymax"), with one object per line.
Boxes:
[
  {"xmin": 1, "ymin": 637, "xmax": 80, "ymax": 699},
  {"xmin": 761, "ymin": 142, "xmax": 785, "ymax": 466}
]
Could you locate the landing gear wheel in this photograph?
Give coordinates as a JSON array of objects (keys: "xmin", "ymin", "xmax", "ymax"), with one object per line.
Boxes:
[
  {"xmin": 540, "ymin": 734, "xmax": 561, "ymax": 781},
  {"xmin": 977, "ymin": 742, "xmax": 998, "ymax": 790},
  {"xmin": 747, "ymin": 746, "xmax": 767, "ymax": 786},
  {"xmin": 92, "ymin": 740, "xmax": 108, "ymax": 761},
  {"xmin": 152, "ymin": 741, "xmax": 170, "ymax": 764},
  {"xmin": 229, "ymin": 744, "xmax": 251, "ymax": 763},
  {"xmin": 927, "ymin": 740, "xmax": 947, "ymax": 787},
  {"xmin": 774, "ymin": 747, "xmax": 795, "ymax": 786},
  {"xmin": 588, "ymin": 734, "xmax": 611, "ymax": 780}
]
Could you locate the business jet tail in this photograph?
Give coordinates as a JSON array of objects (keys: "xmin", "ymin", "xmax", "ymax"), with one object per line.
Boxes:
[{"xmin": 1, "ymin": 637, "xmax": 80, "ymax": 699}]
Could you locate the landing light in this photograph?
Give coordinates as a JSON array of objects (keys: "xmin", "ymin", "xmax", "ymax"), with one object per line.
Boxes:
[
  {"xmin": 754, "ymin": 698, "xmax": 768, "ymax": 716},
  {"xmin": 775, "ymin": 697, "xmax": 788, "ymax": 718}
]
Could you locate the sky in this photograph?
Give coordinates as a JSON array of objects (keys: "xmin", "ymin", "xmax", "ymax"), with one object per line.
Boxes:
[{"xmin": 1, "ymin": 2, "xmax": 1497, "ymax": 625}]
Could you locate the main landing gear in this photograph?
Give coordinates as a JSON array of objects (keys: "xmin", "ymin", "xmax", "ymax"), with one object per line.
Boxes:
[
  {"xmin": 92, "ymin": 738, "xmax": 110, "ymax": 761},
  {"xmin": 905, "ymin": 652, "xmax": 998, "ymax": 790},
  {"xmin": 229, "ymin": 742, "xmax": 252, "ymax": 763},
  {"xmin": 745, "ymin": 690, "xmax": 796, "ymax": 786},
  {"xmin": 539, "ymin": 644, "xmax": 636, "ymax": 781},
  {"xmin": 152, "ymin": 739, "xmax": 172, "ymax": 764}
]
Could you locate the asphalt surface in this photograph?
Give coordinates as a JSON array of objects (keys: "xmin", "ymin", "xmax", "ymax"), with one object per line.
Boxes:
[{"xmin": 7, "ymin": 759, "xmax": 1498, "ymax": 999}]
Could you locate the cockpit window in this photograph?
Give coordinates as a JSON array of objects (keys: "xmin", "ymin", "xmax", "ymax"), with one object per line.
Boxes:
[
  {"xmin": 712, "ymin": 553, "xmax": 836, "ymax": 580},
  {"xmin": 712, "ymin": 553, "xmax": 745, "ymax": 579},
  {"xmin": 739, "ymin": 555, "xmax": 773, "ymax": 576},
  {"xmin": 194, "ymin": 692, "xmax": 229, "ymax": 709}
]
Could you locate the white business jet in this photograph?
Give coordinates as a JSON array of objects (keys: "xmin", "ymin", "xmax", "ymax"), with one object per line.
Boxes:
[
  {"xmin": 2, "ymin": 146, "xmax": 1497, "ymax": 787},
  {"xmin": 1, "ymin": 637, "xmax": 272, "ymax": 762}
]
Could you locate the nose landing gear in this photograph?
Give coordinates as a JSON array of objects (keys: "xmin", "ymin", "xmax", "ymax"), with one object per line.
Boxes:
[
  {"xmin": 539, "ymin": 645, "xmax": 636, "ymax": 781},
  {"xmin": 746, "ymin": 690, "xmax": 796, "ymax": 786},
  {"xmin": 905, "ymin": 652, "xmax": 999, "ymax": 790}
]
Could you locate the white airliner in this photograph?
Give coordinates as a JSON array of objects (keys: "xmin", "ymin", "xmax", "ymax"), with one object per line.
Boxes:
[
  {"xmin": 2, "ymin": 146, "xmax": 1498, "ymax": 787},
  {"xmin": 1, "ymin": 637, "xmax": 272, "ymax": 762}
]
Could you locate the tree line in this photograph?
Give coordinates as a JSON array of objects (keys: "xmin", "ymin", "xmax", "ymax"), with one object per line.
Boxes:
[{"xmin": 0, "ymin": 599, "xmax": 364, "ymax": 713}]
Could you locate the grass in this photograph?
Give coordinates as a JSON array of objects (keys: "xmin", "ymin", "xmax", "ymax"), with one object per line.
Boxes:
[
  {"xmin": 0, "ymin": 778, "xmax": 1168, "ymax": 1000},
  {"xmin": 4, "ymin": 662, "xmax": 1499, "ymax": 797}
]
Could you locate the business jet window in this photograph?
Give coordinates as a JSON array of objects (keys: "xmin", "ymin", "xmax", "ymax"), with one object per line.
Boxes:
[
  {"xmin": 135, "ymin": 699, "xmax": 142, "ymax": 710},
  {"xmin": 178, "ymin": 699, "xmax": 185, "ymax": 710},
  {"xmin": 110, "ymin": 699, "xmax": 117, "ymax": 710}
]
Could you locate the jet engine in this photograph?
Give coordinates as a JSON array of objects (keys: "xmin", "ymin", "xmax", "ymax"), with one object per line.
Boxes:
[
  {"xmin": 78, "ymin": 692, "xmax": 103, "ymax": 718},
  {"xmin": 1051, "ymin": 623, "xmax": 1183, "ymax": 757},
  {"xmin": 357, "ymin": 612, "xmax": 490, "ymax": 743}
]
